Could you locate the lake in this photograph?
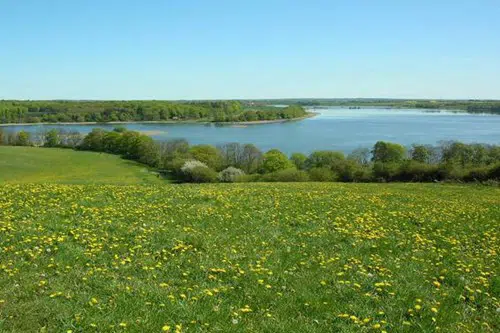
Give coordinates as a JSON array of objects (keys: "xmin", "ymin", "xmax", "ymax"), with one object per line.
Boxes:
[{"xmin": 3, "ymin": 108, "xmax": 500, "ymax": 154}]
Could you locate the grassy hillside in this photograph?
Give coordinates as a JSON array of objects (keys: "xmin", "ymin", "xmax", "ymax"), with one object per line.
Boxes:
[
  {"xmin": 0, "ymin": 183, "xmax": 498, "ymax": 332},
  {"xmin": 0, "ymin": 146, "xmax": 163, "ymax": 184}
]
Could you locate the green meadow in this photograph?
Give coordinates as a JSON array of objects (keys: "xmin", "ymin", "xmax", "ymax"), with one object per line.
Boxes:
[
  {"xmin": 0, "ymin": 176, "xmax": 498, "ymax": 332},
  {"xmin": 0, "ymin": 146, "xmax": 162, "ymax": 185}
]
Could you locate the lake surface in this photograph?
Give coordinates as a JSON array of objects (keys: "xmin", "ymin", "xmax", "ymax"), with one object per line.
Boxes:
[{"xmin": 3, "ymin": 108, "xmax": 500, "ymax": 154}]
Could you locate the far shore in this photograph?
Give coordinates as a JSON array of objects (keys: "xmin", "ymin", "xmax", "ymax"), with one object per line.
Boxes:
[{"xmin": 0, "ymin": 112, "xmax": 318, "ymax": 127}]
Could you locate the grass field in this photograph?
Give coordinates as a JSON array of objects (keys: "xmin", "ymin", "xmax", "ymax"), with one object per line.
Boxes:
[
  {"xmin": 0, "ymin": 182, "xmax": 498, "ymax": 332},
  {"xmin": 0, "ymin": 146, "xmax": 162, "ymax": 184}
]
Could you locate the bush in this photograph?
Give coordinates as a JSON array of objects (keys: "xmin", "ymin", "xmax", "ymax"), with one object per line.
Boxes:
[
  {"xmin": 436, "ymin": 163, "xmax": 467, "ymax": 181},
  {"xmin": 306, "ymin": 151, "xmax": 345, "ymax": 169},
  {"xmin": 262, "ymin": 169, "xmax": 309, "ymax": 182},
  {"xmin": 262, "ymin": 149, "xmax": 294, "ymax": 173},
  {"xmin": 234, "ymin": 174, "xmax": 262, "ymax": 183},
  {"xmin": 15, "ymin": 131, "xmax": 32, "ymax": 146},
  {"xmin": 308, "ymin": 167, "xmax": 337, "ymax": 182},
  {"xmin": 373, "ymin": 162, "xmax": 401, "ymax": 182},
  {"xmin": 398, "ymin": 161, "xmax": 439, "ymax": 182},
  {"xmin": 218, "ymin": 167, "xmax": 245, "ymax": 183},
  {"xmin": 180, "ymin": 160, "xmax": 218, "ymax": 183},
  {"xmin": 488, "ymin": 163, "xmax": 500, "ymax": 180},
  {"xmin": 464, "ymin": 166, "xmax": 491, "ymax": 182},
  {"xmin": 290, "ymin": 152, "xmax": 307, "ymax": 170},
  {"xmin": 185, "ymin": 166, "xmax": 218, "ymax": 183},
  {"xmin": 189, "ymin": 145, "xmax": 223, "ymax": 170},
  {"xmin": 352, "ymin": 167, "xmax": 373, "ymax": 182},
  {"xmin": 181, "ymin": 160, "xmax": 208, "ymax": 173}
]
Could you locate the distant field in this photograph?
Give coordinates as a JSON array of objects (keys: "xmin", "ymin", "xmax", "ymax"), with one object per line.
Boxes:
[
  {"xmin": 0, "ymin": 183, "xmax": 498, "ymax": 332},
  {"xmin": 0, "ymin": 146, "xmax": 163, "ymax": 184}
]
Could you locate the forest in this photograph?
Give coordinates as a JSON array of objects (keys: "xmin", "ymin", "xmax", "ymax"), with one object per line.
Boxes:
[{"xmin": 0, "ymin": 100, "xmax": 307, "ymax": 123}]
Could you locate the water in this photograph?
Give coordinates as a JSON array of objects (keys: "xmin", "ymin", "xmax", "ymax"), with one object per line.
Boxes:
[{"xmin": 3, "ymin": 108, "xmax": 500, "ymax": 154}]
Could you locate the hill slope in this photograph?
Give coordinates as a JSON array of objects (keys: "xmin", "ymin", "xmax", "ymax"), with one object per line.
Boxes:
[
  {"xmin": 0, "ymin": 182, "xmax": 498, "ymax": 332},
  {"xmin": 0, "ymin": 146, "xmax": 162, "ymax": 184}
]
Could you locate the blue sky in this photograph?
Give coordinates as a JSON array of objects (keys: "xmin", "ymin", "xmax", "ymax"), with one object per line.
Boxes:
[{"xmin": 1, "ymin": 0, "xmax": 499, "ymax": 100}]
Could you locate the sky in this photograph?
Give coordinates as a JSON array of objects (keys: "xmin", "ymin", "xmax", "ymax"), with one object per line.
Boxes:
[{"xmin": 1, "ymin": 0, "xmax": 499, "ymax": 100}]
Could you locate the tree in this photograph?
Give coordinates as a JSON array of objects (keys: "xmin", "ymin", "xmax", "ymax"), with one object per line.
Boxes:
[
  {"xmin": 290, "ymin": 152, "xmax": 307, "ymax": 170},
  {"xmin": 44, "ymin": 129, "xmax": 61, "ymax": 147},
  {"xmin": 441, "ymin": 142, "xmax": 473, "ymax": 167},
  {"xmin": 308, "ymin": 167, "xmax": 337, "ymax": 182},
  {"xmin": 262, "ymin": 149, "xmax": 294, "ymax": 173},
  {"xmin": 15, "ymin": 130, "xmax": 31, "ymax": 146},
  {"xmin": 306, "ymin": 150, "xmax": 345, "ymax": 169},
  {"xmin": 240, "ymin": 144, "xmax": 263, "ymax": 173},
  {"xmin": 371, "ymin": 141, "xmax": 406, "ymax": 163},
  {"xmin": 217, "ymin": 143, "xmax": 243, "ymax": 168},
  {"xmin": 158, "ymin": 139, "xmax": 190, "ymax": 170},
  {"xmin": 347, "ymin": 148, "xmax": 370, "ymax": 165},
  {"xmin": 410, "ymin": 144, "xmax": 431, "ymax": 163},
  {"xmin": 80, "ymin": 128, "xmax": 106, "ymax": 151},
  {"xmin": 189, "ymin": 144, "xmax": 223, "ymax": 170}
]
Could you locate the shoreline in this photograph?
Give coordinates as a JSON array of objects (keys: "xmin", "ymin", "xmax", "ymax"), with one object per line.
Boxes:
[{"xmin": 0, "ymin": 112, "xmax": 318, "ymax": 127}]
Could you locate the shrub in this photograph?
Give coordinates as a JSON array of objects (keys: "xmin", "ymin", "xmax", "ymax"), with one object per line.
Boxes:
[
  {"xmin": 290, "ymin": 152, "xmax": 308, "ymax": 170},
  {"xmin": 262, "ymin": 169, "xmax": 309, "ymax": 182},
  {"xmin": 488, "ymin": 163, "xmax": 500, "ymax": 180},
  {"xmin": 464, "ymin": 166, "xmax": 493, "ymax": 182},
  {"xmin": 306, "ymin": 151, "xmax": 345, "ymax": 169},
  {"xmin": 309, "ymin": 167, "xmax": 337, "ymax": 182},
  {"xmin": 373, "ymin": 162, "xmax": 401, "ymax": 182},
  {"xmin": 180, "ymin": 160, "xmax": 218, "ymax": 183},
  {"xmin": 234, "ymin": 174, "xmax": 262, "ymax": 183},
  {"xmin": 15, "ymin": 131, "xmax": 32, "ymax": 146},
  {"xmin": 436, "ymin": 163, "xmax": 467, "ymax": 181},
  {"xmin": 262, "ymin": 149, "xmax": 294, "ymax": 173},
  {"xmin": 185, "ymin": 166, "xmax": 218, "ymax": 183},
  {"xmin": 218, "ymin": 167, "xmax": 245, "ymax": 183},
  {"xmin": 189, "ymin": 145, "xmax": 223, "ymax": 170},
  {"xmin": 398, "ymin": 161, "xmax": 439, "ymax": 182}
]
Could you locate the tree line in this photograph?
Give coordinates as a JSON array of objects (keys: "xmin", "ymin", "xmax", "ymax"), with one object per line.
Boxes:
[
  {"xmin": 1, "ymin": 127, "xmax": 499, "ymax": 184},
  {"xmin": 248, "ymin": 99, "xmax": 500, "ymax": 114},
  {"xmin": 0, "ymin": 100, "xmax": 307, "ymax": 124}
]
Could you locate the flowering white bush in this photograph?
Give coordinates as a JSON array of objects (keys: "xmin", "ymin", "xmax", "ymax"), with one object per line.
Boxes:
[
  {"xmin": 218, "ymin": 166, "xmax": 245, "ymax": 182},
  {"xmin": 181, "ymin": 160, "xmax": 208, "ymax": 173}
]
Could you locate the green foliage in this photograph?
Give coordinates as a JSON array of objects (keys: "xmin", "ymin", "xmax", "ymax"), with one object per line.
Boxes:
[
  {"xmin": 373, "ymin": 162, "xmax": 402, "ymax": 182},
  {"xmin": 371, "ymin": 141, "xmax": 406, "ymax": 163},
  {"xmin": 15, "ymin": 130, "xmax": 31, "ymax": 146},
  {"xmin": 262, "ymin": 168, "xmax": 310, "ymax": 182},
  {"xmin": 189, "ymin": 144, "xmax": 223, "ymax": 170},
  {"xmin": 238, "ymin": 105, "xmax": 307, "ymax": 122},
  {"xmin": 306, "ymin": 150, "xmax": 345, "ymax": 169},
  {"xmin": 398, "ymin": 161, "xmax": 439, "ymax": 182},
  {"xmin": 180, "ymin": 161, "xmax": 218, "ymax": 183},
  {"xmin": 410, "ymin": 144, "xmax": 432, "ymax": 163},
  {"xmin": 308, "ymin": 167, "xmax": 337, "ymax": 182},
  {"xmin": 44, "ymin": 129, "xmax": 61, "ymax": 147},
  {"xmin": 290, "ymin": 152, "xmax": 307, "ymax": 170},
  {"xmin": 262, "ymin": 149, "xmax": 294, "ymax": 173},
  {"xmin": 0, "ymin": 101, "xmax": 308, "ymax": 124}
]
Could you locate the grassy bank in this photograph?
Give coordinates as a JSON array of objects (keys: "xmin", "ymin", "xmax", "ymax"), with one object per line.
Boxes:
[
  {"xmin": 0, "ymin": 182, "xmax": 498, "ymax": 332},
  {"xmin": 0, "ymin": 146, "xmax": 163, "ymax": 184}
]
